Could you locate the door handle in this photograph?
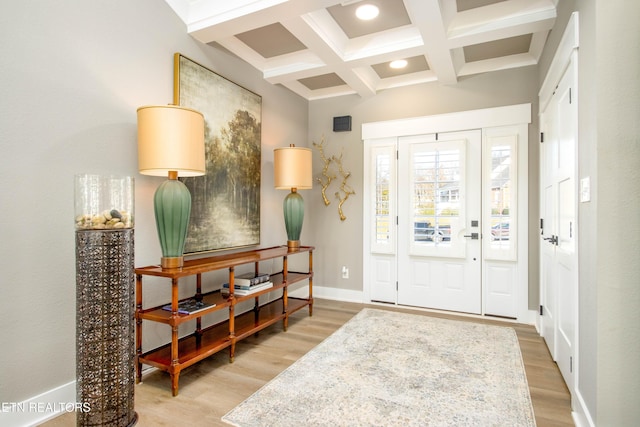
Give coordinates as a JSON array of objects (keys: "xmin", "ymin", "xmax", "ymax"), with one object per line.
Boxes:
[
  {"xmin": 463, "ymin": 233, "xmax": 479, "ymax": 240},
  {"xmin": 543, "ymin": 235, "xmax": 558, "ymax": 245}
]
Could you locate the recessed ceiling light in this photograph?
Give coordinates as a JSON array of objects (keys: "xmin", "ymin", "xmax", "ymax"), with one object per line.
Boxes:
[
  {"xmin": 390, "ymin": 59, "xmax": 408, "ymax": 69},
  {"xmin": 356, "ymin": 4, "xmax": 379, "ymax": 20}
]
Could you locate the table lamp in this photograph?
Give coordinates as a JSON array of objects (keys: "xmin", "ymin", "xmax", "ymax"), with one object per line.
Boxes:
[
  {"xmin": 137, "ymin": 105, "xmax": 205, "ymax": 268},
  {"xmin": 274, "ymin": 145, "xmax": 312, "ymax": 249}
]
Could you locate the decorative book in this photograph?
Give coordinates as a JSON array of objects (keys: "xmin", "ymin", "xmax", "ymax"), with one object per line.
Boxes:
[
  {"xmin": 162, "ymin": 298, "xmax": 215, "ymax": 315},
  {"xmin": 234, "ymin": 272, "xmax": 270, "ymax": 286},
  {"xmin": 222, "ymin": 281, "xmax": 273, "ymax": 296}
]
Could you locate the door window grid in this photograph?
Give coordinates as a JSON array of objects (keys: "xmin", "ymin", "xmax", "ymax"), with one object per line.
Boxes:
[{"xmin": 412, "ymin": 149, "xmax": 460, "ymax": 246}]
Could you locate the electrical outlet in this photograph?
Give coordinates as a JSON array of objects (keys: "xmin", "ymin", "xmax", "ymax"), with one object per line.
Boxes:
[{"xmin": 341, "ymin": 266, "xmax": 349, "ymax": 279}]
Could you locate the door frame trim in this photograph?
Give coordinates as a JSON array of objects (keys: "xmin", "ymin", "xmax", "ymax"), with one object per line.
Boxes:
[
  {"xmin": 362, "ymin": 104, "xmax": 530, "ymax": 140},
  {"xmin": 539, "ymin": 12, "xmax": 579, "ymax": 114}
]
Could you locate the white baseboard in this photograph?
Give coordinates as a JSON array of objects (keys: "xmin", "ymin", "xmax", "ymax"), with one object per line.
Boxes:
[
  {"xmin": 533, "ymin": 312, "xmax": 542, "ymax": 334},
  {"xmin": 0, "ymin": 380, "xmax": 76, "ymax": 427},
  {"xmin": 290, "ymin": 284, "xmax": 364, "ymax": 303},
  {"xmin": 573, "ymin": 387, "xmax": 595, "ymax": 427},
  {"xmin": 524, "ymin": 309, "xmax": 538, "ymax": 326}
]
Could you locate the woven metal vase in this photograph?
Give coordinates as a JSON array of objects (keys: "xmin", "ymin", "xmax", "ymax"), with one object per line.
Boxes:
[{"xmin": 75, "ymin": 228, "xmax": 137, "ymax": 427}]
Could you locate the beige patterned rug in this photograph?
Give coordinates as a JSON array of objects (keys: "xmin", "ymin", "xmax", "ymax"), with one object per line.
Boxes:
[{"xmin": 222, "ymin": 308, "xmax": 536, "ymax": 427}]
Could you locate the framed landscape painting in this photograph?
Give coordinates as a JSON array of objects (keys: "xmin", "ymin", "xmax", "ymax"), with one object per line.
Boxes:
[{"xmin": 173, "ymin": 53, "xmax": 262, "ymax": 254}]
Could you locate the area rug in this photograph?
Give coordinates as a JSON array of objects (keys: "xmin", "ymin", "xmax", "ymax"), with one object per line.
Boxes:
[{"xmin": 222, "ymin": 308, "xmax": 536, "ymax": 427}]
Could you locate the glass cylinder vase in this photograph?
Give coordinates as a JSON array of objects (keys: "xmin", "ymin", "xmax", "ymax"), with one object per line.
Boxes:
[{"xmin": 75, "ymin": 174, "xmax": 134, "ymax": 230}]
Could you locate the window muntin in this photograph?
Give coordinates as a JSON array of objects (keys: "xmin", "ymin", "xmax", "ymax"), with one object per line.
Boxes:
[
  {"xmin": 412, "ymin": 149, "xmax": 460, "ymax": 246},
  {"xmin": 408, "ymin": 139, "xmax": 466, "ymax": 258}
]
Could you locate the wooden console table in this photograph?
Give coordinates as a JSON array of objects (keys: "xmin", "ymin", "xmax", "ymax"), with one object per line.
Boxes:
[{"xmin": 135, "ymin": 245, "xmax": 314, "ymax": 396}]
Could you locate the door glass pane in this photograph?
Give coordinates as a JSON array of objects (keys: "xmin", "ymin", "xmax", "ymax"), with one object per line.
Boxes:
[
  {"xmin": 489, "ymin": 144, "xmax": 512, "ymax": 250},
  {"xmin": 413, "ymin": 149, "xmax": 460, "ymax": 247},
  {"xmin": 375, "ymin": 152, "xmax": 391, "ymax": 245}
]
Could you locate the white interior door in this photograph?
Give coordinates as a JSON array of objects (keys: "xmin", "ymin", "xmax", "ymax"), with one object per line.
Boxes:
[
  {"xmin": 397, "ymin": 131, "xmax": 482, "ymax": 314},
  {"xmin": 540, "ymin": 58, "xmax": 577, "ymax": 393},
  {"xmin": 540, "ymin": 101, "xmax": 558, "ymax": 357},
  {"xmin": 554, "ymin": 60, "xmax": 577, "ymax": 390}
]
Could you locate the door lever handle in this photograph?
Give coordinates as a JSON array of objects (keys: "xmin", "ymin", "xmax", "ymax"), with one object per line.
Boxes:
[
  {"xmin": 543, "ymin": 235, "xmax": 558, "ymax": 245},
  {"xmin": 463, "ymin": 233, "xmax": 479, "ymax": 240}
]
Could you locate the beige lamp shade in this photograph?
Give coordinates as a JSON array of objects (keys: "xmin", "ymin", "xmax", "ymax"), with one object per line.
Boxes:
[
  {"xmin": 274, "ymin": 146, "xmax": 313, "ymax": 190},
  {"xmin": 137, "ymin": 105, "xmax": 206, "ymax": 177}
]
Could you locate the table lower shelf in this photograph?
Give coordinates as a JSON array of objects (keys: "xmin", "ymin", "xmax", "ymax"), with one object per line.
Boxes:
[{"xmin": 138, "ymin": 296, "xmax": 311, "ymax": 374}]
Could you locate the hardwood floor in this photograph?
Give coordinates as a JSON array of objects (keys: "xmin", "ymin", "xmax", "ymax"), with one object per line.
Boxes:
[{"xmin": 42, "ymin": 299, "xmax": 573, "ymax": 426}]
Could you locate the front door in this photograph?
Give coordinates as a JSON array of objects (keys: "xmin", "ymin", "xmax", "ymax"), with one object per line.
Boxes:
[
  {"xmin": 397, "ymin": 130, "xmax": 482, "ymax": 314},
  {"xmin": 364, "ymin": 105, "xmax": 530, "ymax": 320}
]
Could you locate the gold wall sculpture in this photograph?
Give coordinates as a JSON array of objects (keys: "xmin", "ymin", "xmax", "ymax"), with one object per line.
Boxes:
[
  {"xmin": 334, "ymin": 154, "xmax": 356, "ymax": 221},
  {"xmin": 312, "ymin": 136, "xmax": 335, "ymax": 206},
  {"xmin": 312, "ymin": 136, "xmax": 355, "ymax": 221}
]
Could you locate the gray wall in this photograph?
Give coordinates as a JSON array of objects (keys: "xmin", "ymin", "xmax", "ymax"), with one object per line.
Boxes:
[
  {"xmin": 537, "ymin": 0, "xmax": 640, "ymax": 424},
  {"xmin": 594, "ymin": 1, "xmax": 640, "ymax": 425},
  {"xmin": 0, "ymin": 0, "xmax": 307, "ymax": 405},
  {"xmin": 308, "ymin": 66, "xmax": 540, "ymax": 307}
]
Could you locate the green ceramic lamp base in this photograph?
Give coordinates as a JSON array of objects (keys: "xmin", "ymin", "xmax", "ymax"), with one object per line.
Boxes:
[
  {"xmin": 283, "ymin": 189, "xmax": 304, "ymax": 248},
  {"xmin": 154, "ymin": 173, "xmax": 191, "ymax": 269}
]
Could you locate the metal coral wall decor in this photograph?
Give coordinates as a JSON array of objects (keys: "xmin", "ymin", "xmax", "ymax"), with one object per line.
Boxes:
[
  {"xmin": 335, "ymin": 155, "xmax": 356, "ymax": 221},
  {"xmin": 312, "ymin": 136, "xmax": 355, "ymax": 221},
  {"xmin": 313, "ymin": 136, "xmax": 335, "ymax": 206}
]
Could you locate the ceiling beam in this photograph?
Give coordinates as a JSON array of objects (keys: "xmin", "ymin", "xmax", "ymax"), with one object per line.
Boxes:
[
  {"xmin": 448, "ymin": 0, "xmax": 556, "ymax": 47},
  {"xmin": 188, "ymin": 0, "xmax": 337, "ymax": 43},
  {"xmin": 404, "ymin": 0, "xmax": 458, "ymax": 85}
]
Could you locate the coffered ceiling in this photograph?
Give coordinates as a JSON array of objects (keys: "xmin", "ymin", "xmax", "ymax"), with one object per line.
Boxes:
[{"xmin": 164, "ymin": 0, "xmax": 557, "ymax": 100}]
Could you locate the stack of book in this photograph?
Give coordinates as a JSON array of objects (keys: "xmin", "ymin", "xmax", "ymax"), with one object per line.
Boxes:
[{"xmin": 222, "ymin": 272, "xmax": 272, "ymax": 296}]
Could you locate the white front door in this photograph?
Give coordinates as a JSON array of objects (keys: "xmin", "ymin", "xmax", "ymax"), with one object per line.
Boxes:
[
  {"xmin": 397, "ymin": 130, "xmax": 482, "ymax": 314},
  {"xmin": 540, "ymin": 57, "xmax": 578, "ymax": 393}
]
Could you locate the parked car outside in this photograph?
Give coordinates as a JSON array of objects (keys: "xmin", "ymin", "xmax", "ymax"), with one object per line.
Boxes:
[
  {"xmin": 491, "ymin": 222, "xmax": 510, "ymax": 240},
  {"xmin": 414, "ymin": 221, "xmax": 451, "ymax": 242}
]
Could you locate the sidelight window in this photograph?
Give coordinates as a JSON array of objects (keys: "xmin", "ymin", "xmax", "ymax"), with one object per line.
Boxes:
[
  {"xmin": 483, "ymin": 133, "xmax": 517, "ymax": 261},
  {"xmin": 371, "ymin": 144, "xmax": 396, "ymax": 254}
]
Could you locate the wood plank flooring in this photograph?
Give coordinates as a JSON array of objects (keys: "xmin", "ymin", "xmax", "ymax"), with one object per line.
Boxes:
[{"xmin": 42, "ymin": 299, "xmax": 573, "ymax": 426}]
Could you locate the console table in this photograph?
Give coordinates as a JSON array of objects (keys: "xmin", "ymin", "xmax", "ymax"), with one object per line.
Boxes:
[{"xmin": 135, "ymin": 245, "xmax": 314, "ymax": 396}]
